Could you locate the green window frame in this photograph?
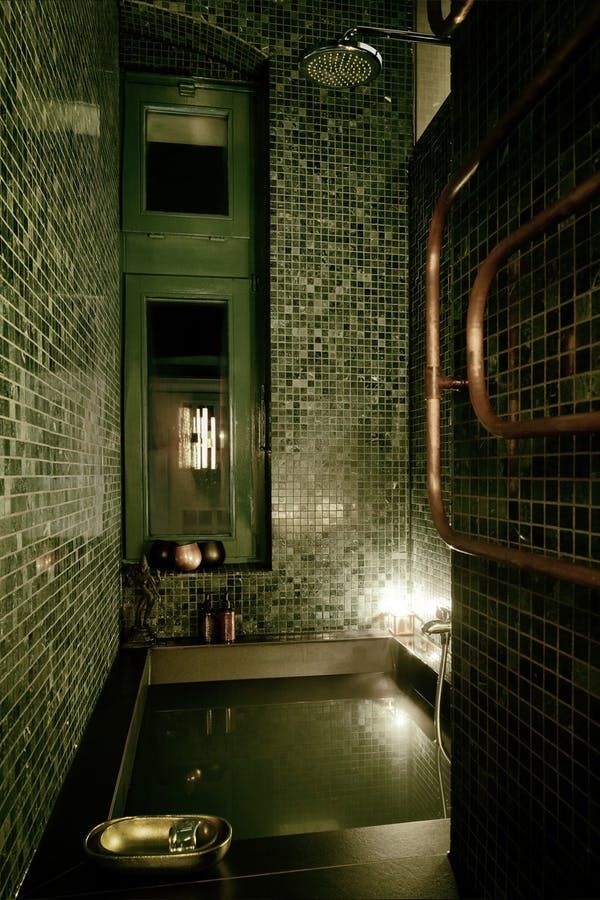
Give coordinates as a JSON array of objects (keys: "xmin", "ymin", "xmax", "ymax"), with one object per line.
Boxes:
[
  {"xmin": 123, "ymin": 274, "xmax": 265, "ymax": 564},
  {"xmin": 121, "ymin": 76, "xmax": 268, "ymax": 565},
  {"xmin": 122, "ymin": 75, "xmax": 252, "ymax": 240}
]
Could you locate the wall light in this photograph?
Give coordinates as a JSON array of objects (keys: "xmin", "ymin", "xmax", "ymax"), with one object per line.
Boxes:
[{"xmin": 378, "ymin": 584, "xmax": 413, "ymax": 635}]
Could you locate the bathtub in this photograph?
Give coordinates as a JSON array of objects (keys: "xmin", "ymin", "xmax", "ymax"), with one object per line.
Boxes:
[{"xmin": 19, "ymin": 635, "xmax": 455, "ymax": 900}]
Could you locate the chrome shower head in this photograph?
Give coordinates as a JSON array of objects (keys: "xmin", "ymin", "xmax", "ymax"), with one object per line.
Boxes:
[
  {"xmin": 299, "ymin": 38, "xmax": 383, "ymax": 88},
  {"xmin": 299, "ymin": 26, "xmax": 450, "ymax": 89}
]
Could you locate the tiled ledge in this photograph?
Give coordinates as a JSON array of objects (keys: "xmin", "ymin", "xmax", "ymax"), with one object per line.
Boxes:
[{"xmin": 149, "ymin": 633, "xmax": 401, "ymax": 684}]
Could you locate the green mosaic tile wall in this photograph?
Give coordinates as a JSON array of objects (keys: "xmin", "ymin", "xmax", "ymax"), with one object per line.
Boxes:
[
  {"xmin": 0, "ymin": 2, "xmax": 121, "ymax": 896},
  {"xmin": 408, "ymin": 1, "xmax": 599, "ymax": 897},
  {"xmin": 120, "ymin": 0, "xmax": 415, "ymax": 640}
]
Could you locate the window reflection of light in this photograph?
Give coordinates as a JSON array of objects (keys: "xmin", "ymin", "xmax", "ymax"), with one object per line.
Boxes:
[
  {"xmin": 178, "ymin": 406, "xmax": 192, "ymax": 469},
  {"xmin": 178, "ymin": 405, "xmax": 218, "ymax": 470}
]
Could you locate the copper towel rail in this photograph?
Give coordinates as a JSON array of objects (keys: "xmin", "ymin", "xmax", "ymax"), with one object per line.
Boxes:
[
  {"xmin": 425, "ymin": 5, "xmax": 600, "ymax": 590},
  {"xmin": 467, "ymin": 172, "xmax": 600, "ymax": 438},
  {"xmin": 427, "ymin": 0, "xmax": 475, "ymax": 38}
]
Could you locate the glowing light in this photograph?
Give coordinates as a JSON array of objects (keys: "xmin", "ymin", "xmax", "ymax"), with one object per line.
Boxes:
[
  {"xmin": 392, "ymin": 709, "xmax": 409, "ymax": 728},
  {"xmin": 378, "ymin": 584, "xmax": 409, "ymax": 618},
  {"xmin": 409, "ymin": 585, "xmax": 451, "ymax": 622},
  {"xmin": 377, "ymin": 585, "xmax": 413, "ymax": 635}
]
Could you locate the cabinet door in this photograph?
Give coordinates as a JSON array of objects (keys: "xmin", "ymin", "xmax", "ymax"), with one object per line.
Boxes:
[{"xmin": 124, "ymin": 274, "xmax": 262, "ymax": 563}]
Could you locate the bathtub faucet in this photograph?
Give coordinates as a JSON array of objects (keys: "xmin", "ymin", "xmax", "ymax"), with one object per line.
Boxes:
[
  {"xmin": 421, "ymin": 618, "xmax": 451, "ymax": 636},
  {"xmin": 421, "ymin": 605, "xmax": 451, "ymax": 637}
]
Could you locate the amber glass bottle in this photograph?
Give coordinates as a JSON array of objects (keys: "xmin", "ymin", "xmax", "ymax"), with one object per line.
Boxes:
[
  {"xmin": 218, "ymin": 593, "xmax": 236, "ymax": 643},
  {"xmin": 199, "ymin": 594, "xmax": 214, "ymax": 644}
]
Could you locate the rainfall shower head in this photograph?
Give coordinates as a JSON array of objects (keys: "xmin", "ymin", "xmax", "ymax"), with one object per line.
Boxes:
[
  {"xmin": 299, "ymin": 37, "xmax": 382, "ymax": 89},
  {"xmin": 300, "ymin": 26, "xmax": 450, "ymax": 89}
]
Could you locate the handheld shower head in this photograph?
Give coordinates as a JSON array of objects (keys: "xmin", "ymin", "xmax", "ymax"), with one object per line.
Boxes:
[{"xmin": 299, "ymin": 38, "xmax": 383, "ymax": 89}]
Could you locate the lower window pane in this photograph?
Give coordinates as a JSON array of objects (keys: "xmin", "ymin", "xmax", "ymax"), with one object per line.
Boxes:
[{"xmin": 146, "ymin": 299, "xmax": 230, "ymax": 536}]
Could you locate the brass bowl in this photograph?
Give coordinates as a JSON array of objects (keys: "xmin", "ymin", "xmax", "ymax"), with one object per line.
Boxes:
[
  {"xmin": 84, "ymin": 814, "xmax": 232, "ymax": 872},
  {"xmin": 172, "ymin": 542, "xmax": 202, "ymax": 572}
]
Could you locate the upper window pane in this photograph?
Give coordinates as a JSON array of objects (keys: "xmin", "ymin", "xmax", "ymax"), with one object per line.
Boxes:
[{"xmin": 145, "ymin": 110, "xmax": 229, "ymax": 216}]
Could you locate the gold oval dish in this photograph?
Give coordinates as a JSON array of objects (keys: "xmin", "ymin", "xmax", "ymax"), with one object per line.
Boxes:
[{"xmin": 84, "ymin": 814, "xmax": 232, "ymax": 872}]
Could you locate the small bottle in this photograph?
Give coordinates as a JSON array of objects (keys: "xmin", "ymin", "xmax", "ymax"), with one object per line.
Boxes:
[
  {"xmin": 218, "ymin": 592, "xmax": 236, "ymax": 644},
  {"xmin": 199, "ymin": 595, "xmax": 214, "ymax": 644}
]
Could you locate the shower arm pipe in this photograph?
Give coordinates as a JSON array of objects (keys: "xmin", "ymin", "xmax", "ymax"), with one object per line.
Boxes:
[
  {"xmin": 342, "ymin": 26, "xmax": 450, "ymax": 47},
  {"xmin": 425, "ymin": 4, "xmax": 600, "ymax": 590},
  {"xmin": 467, "ymin": 172, "xmax": 600, "ymax": 438},
  {"xmin": 427, "ymin": 0, "xmax": 476, "ymax": 38}
]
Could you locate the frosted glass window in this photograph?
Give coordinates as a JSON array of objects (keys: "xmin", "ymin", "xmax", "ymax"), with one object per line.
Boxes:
[
  {"xmin": 146, "ymin": 300, "xmax": 231, "ymax": 536},
  {"xmin": 145, "ymin": 111, "xmax": 229, "ymax": 215}
]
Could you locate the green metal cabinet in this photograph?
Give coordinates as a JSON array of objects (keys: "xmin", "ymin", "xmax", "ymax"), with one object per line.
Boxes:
[{"xmin": 121, "ymin": 75, "xmax": 267, "ymax": 563}]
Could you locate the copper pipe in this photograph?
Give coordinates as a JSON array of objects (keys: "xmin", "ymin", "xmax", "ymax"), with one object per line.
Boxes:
[
  {"xmin": 439, "ymin": 376, "xmax": 468, "ymax": 390},
  {"xmin": 427, "ymin": 0, "xmax": 475, "ymax": 37},
  {"xmin": 425, "ymin": 5, "xmax": 600, "ymax": 589},
  {"xmin": 467, "ymin": 172, "xmax": 600, "ymax": 437},
  {"xmin": 427, "ymin": 492, "xmax": 600, "ymax": 588}
]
